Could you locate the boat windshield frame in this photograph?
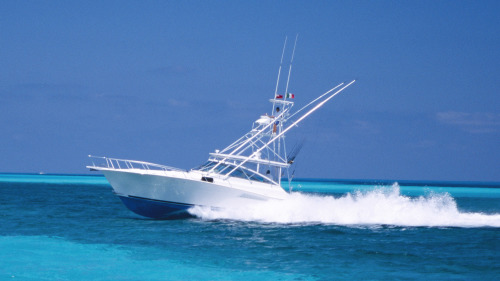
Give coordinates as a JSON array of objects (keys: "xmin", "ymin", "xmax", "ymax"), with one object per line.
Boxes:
[{"xmin": 192, "ymin": 160, "xmax": 277, "ymax": 185}]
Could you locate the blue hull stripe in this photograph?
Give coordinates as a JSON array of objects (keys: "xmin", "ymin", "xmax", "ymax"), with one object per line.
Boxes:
[{"xmin": 118, "ymin": 195, "xmax": 194, "ymax": 219}]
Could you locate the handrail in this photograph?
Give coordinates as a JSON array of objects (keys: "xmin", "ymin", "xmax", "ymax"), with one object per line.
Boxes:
[{"xmin": 88, "ymin": 155, "xmax": 185, "ymax": 172}]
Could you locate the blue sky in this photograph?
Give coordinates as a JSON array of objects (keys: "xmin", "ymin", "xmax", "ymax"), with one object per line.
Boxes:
[{"xmin": 1, "ymin": 1, "xmax": 499, "ymax": 181}]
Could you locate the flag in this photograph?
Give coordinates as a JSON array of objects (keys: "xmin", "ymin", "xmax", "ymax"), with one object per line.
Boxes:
[
  {"xmin": 275, "ymin": 94, "xmax": 283, "ymax": 99},
  {"xmin": 286, "ymin": 93, "xmax": 295, "ymax": 98}
]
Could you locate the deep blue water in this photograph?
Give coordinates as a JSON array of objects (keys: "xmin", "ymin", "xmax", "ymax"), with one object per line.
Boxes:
[{"xmin": 0, "ymin": 174, "xmax": 499, "ymax": 280}]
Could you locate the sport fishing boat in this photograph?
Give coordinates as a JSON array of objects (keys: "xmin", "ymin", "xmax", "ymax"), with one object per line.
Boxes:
[{"xmin": 87, "ymin": 38, "xmax": 355, "ymax": 219}]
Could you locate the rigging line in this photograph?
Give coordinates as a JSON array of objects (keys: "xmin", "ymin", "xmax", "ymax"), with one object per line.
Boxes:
[
  {"xmin": 284, "ymin": 34, "xmax": 298, "ymax": 101},
  {"xmin": 224, "ymin": 80, "xmax": 356, "ymax": 179},
  {"xmin": 287, "ymin": 139, "xmax": 305, "ymax": 164}
]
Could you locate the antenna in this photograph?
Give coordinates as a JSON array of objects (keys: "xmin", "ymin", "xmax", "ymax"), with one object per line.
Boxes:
[
  {"xmin": 272, "ymin": 37, "xmax": 287, "ymax": 114},
  {"xmin": 284, "ymin": 34, "xmax": 298, "ymax": 100},
  {"xmin": 274, "ymin": 37, "xmax": 287, "ymax": 99}
]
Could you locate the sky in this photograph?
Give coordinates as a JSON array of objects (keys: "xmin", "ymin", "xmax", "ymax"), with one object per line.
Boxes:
[{"xmin": 1, "ymin": 1, "xmax": 499, "ymax": 182}]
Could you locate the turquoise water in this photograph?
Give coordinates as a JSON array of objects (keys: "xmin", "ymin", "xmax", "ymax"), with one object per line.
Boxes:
[{"xmin": 0, "ymin": 174, "xmax": 499, "ymax": 280}]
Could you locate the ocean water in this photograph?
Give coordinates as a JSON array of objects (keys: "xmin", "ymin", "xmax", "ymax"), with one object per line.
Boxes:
[{"xmin": 0, "ymin": 174, "xmax": 499, "ymax": 280}]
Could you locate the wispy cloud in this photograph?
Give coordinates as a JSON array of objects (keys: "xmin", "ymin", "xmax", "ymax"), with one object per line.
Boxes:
[
  {"xmin": 436, "ymin": 111, "xmax": 500, "ymax": 133},
  {"xmin": 351, "ymin": 120, "xmax": 380, "ymax": 134},
  {"xmin": 145, "ymin": 65, "xmax": 197, "ymax": 77},
  {"xmin": 0, "ymin": 82, "xmax": 88, "ymax": 104},
  {"xmin": 15, "ymin": 82, "xmax": 86, "ymax": 91},
  {"xmin": 167, "ymin": 98, "xmax": 190, "ymax": 107}
]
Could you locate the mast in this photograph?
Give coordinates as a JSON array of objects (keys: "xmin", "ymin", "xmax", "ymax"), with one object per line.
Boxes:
[{"xmin": 278, "ymin": 34, "xmax": 298, "ymax": 183}]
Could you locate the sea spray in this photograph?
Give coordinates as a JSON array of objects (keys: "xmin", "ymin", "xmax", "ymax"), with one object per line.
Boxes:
[{"xmin": 188, "ymin": 184, "xmax": 500, "ymax": 227}]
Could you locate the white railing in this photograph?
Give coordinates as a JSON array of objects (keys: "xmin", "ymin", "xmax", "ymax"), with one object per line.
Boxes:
[{"xmin": 88, "ymin": 155, "xmax": 185, "ymax": 172}]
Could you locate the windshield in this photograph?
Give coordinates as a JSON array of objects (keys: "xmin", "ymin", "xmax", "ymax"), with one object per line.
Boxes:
[{"xmin": 193, "ymin": 161, "xmax": 272, "ymax": 184}]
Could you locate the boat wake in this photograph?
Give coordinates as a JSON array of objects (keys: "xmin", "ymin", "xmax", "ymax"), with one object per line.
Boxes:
[{"xmin": 188, "ymin": 184, "xmax": 500, "ymax": 227}]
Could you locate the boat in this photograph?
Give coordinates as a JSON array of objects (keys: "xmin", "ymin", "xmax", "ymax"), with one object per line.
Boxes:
[{"xmin": 87, "ymin": 38, "xmax": 355, "ymax": 219}]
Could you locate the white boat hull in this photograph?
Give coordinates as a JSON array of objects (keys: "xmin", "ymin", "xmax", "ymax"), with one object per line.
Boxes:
[{"xmin": 99, "ymin": 168, "xmax": 289, "ymax": 219}]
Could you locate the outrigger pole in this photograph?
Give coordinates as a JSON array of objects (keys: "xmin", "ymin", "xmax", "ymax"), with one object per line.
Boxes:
[{"xmin": 224, "ymin": 80, "xmax": 356, "ymax": 179}]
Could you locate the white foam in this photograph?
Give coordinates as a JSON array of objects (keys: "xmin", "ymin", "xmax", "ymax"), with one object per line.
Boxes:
[{"xmin": 188, "ymin": 184, "xmax": 500, "ymax": 227}]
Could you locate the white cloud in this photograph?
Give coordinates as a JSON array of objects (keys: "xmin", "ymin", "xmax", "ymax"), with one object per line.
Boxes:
[{"xmin": 436, "ymin": 111, "xmax": 500, "ymax": 133}]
